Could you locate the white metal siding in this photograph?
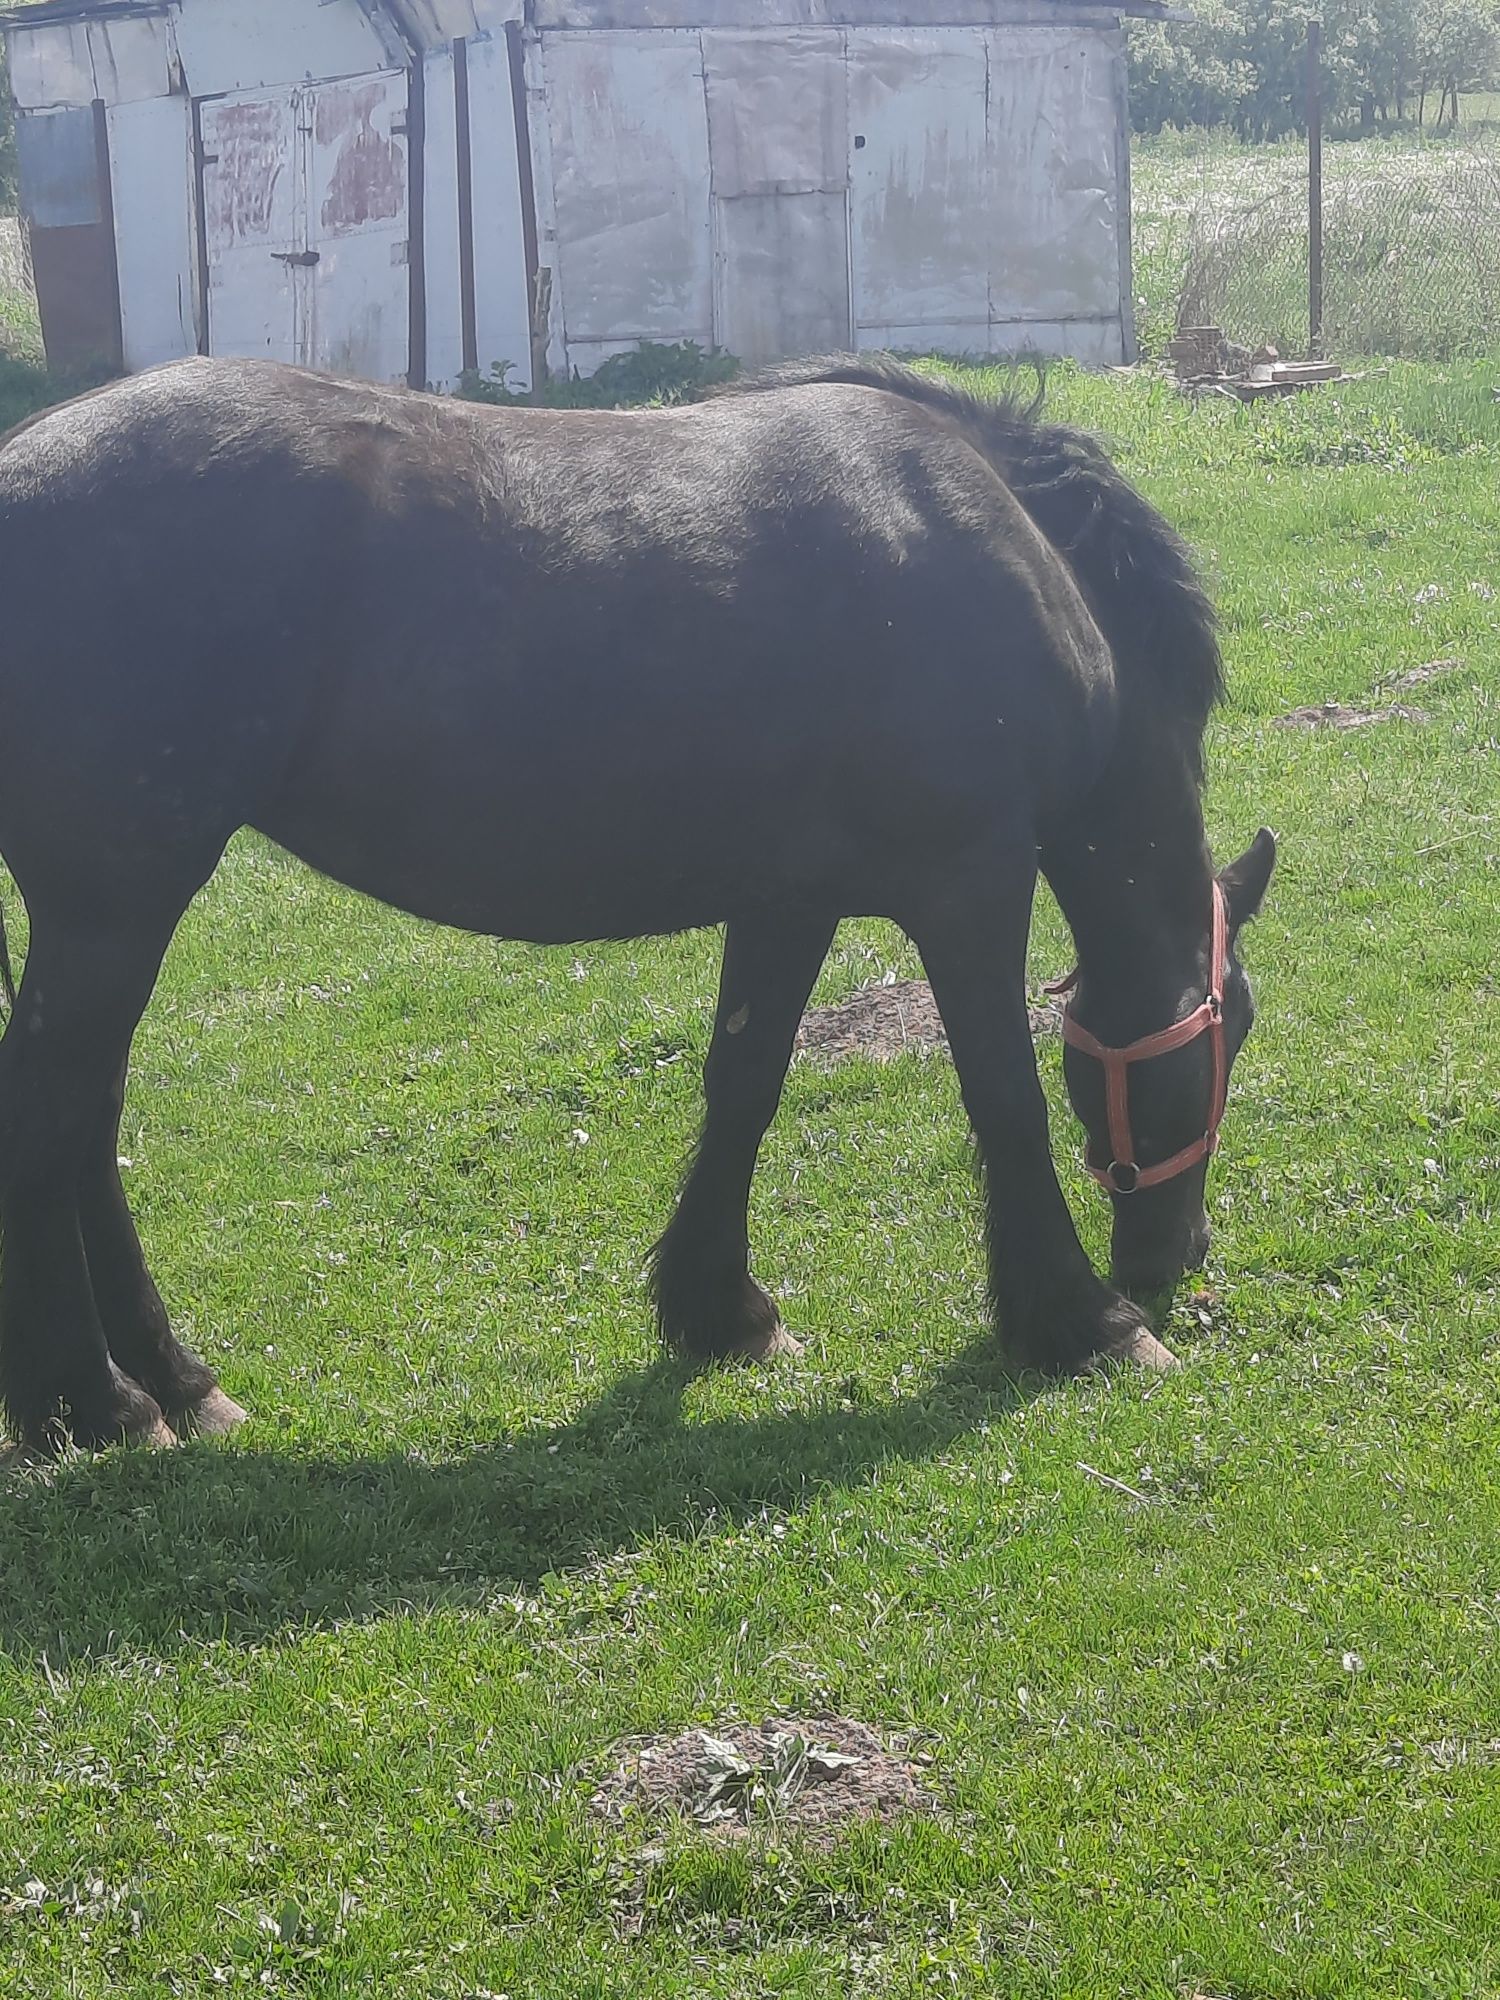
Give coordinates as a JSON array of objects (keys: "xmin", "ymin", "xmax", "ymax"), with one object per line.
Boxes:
[
  {"xmin": 107, "ymin": 94, "xmax": 198, "ymax": 370},
  {"xmin": 420, "ymin": 44, "xmax": 466, "ymax": 390},
  {"xmin": 985, "ymin": 26, "xmax": 1121, "ymax": 324},
  {"xmin": 541, "ymin": 30, "xmax": 713, "ymax": 366},
  {"xmin": 464, "ymin": 31, "xmax": 534, "ymax": 391},
  {"xmin": 848, "ymin": 28, "xmax": 989, "ymax": 344}
]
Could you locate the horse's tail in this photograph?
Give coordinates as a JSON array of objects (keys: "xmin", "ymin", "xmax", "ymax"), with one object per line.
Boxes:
[
  {"xmin": 0, "ymin": 890, "xmax": 16, "ymax": 1013},
  {"xmin": 718, "ymin": 355, "xmax": 1224, "ymax": 755}
]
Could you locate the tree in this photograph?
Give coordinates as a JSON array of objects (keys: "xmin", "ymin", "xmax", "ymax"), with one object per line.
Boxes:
[{"xmin": 1128, "ymin": 0, "xmax": 1500, "ymax": 134}]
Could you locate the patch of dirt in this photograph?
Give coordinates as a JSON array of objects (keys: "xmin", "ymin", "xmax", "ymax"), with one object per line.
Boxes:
[
  {"xmin": 589, "ymin": 1717, "xmax": 937, "ymax": 1842},
  {"xmin": 797, "ymin": 979, "xmax": 1062, "ymax": 1064},
  {"xmin": 1273, "ymin": 701, "xmax": 1429, "ymax": 730}
]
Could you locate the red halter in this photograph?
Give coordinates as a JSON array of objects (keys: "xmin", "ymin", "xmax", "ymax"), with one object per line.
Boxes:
[{"xmin": 1047, "ymin": 882, "xmax": 1230, "ymax": 1196}]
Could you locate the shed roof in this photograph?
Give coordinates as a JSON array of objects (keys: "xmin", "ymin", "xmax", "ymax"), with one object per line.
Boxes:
[
  {"xmin": 527, "ymin": 3, "xmax": 1174, "ymax": 20},
  {"xmin": 0, "ymin": 0, "xmax": 1175, "ymax": 32},
  {"xmin": 0, "ymin": 0, "xmax": 522, "ymax": 48}
]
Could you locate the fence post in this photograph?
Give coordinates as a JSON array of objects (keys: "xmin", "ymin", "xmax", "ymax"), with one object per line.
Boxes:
[{"xmin": 1308, "ymin": 19, "xmax": 1324, "ymax": 357}]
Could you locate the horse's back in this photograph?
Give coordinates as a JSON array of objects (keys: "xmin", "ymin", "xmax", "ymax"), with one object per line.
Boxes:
[{"xmin": 0, "ymin": 358, "xmax": 1117, "ymax": 936}]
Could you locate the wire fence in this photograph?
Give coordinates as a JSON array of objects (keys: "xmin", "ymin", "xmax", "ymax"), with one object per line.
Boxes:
[{"xmin": 1167, "ymin": 128, "xmax": 1500, "ymax": 361}]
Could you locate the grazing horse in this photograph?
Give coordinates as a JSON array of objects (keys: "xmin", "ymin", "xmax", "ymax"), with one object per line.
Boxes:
[{"xmin": 0, "ymin": 355, "xmax": 1273, "ymax": 1454}]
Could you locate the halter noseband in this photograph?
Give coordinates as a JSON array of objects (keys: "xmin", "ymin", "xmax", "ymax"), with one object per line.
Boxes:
[{"xmin": 1048, "ymin": 882, "xmax": 1230, "ymax": 1197}]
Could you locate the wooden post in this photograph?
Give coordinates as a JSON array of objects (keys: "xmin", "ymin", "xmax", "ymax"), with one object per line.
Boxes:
[{"xmin": 1308, "ymin": 19, "xmax": 1324, "ymax": 358}]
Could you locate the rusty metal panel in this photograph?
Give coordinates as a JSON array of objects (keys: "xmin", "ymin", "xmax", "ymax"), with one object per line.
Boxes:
[
  {"xmin": 306, "ymin": 69, "xmax": 411, "ymax": 380},
  {"xmin": 714, "ymin": 188, "xmax": 850, "ymax": 364},
  {"xmin": 702, "ymin": 30, "xmax": 846, "ymax": 196},
  {"xmin": 984, "ymin": 24, "xmax": 1121, "ymax": 322},
  {"xmin": 848, "ymin": 26, "xmax": 988, "ymax": 340},
  {"xmin": 542, "ymin": 29, "xmax": 712, "ymax": 352},
  {"xmin": 16, "ymin": 100, "xmax": 120, "ymax": 370},
  {"xmin": 108, "ymin": 92, "xmax": 197, "ymax": 367}
]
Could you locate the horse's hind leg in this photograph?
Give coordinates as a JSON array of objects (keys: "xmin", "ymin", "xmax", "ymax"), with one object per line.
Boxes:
[
  {"xmin": 652, "ymin": 908, "xmax": 836, "ymax": 1362},
  {"xmin": 902, "ymin": 858, "xmax": 1173, "ymax": 1373},
  {"xmin": 0, "ymin": 901, "xmax": 194, "ymax": 1450},
  {"xmin": 79, "ymin": 1062, "xmax": 246, "ymax": 1437}
]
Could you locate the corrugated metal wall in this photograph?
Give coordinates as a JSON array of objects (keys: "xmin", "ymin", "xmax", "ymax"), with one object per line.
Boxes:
[
  {"xmin": 527, "ymin": 20, "xmax": 1131, "ymax": 374},
  {"xmin": 4, "ymin": 1, "xmax": 1131, "ymax": 387}
]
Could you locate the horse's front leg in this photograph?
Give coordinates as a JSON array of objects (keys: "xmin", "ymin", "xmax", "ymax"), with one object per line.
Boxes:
[
  {"xmin": 652, "ymin": 908, "xmax": 837, "ymax": 1363},
  {"xmin": 904, "ymin": 860, "xmax": 1177, "ymax": 1374}
]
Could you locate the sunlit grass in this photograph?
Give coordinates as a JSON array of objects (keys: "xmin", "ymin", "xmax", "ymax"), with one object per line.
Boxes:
[{"xmin": 1, "ymin": 362, "xmax": 1497, "ymax": 1997}]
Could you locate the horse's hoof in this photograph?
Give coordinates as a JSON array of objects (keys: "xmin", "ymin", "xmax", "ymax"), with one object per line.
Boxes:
[
  {"xmin": 133, "ymin": 1413, "xmax": 182, "ymax": 1449},
  {"xmin": 706, "ymin": 1322, "xmax": 804, "ymax": 1365},
  {"xmin": 748, "ymin": 1323, "xmax": 804, "ymax": 1362},
  {"xmin": 1107, "ymin": 1326, "xmax": 1180, "ymax": 1372},
  {"xmin": 173, "ymin": 1387, "xmax": 248, "ymax": 1438}
]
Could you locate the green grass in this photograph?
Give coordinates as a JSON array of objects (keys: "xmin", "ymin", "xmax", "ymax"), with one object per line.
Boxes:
[
  {"xmin": 2, "ymin": 360, "xmax": 1500, "ymax": 1998},
  {"xmin": 1132, "ymin": 121, "xmax": 1500, "ymax": 360}
]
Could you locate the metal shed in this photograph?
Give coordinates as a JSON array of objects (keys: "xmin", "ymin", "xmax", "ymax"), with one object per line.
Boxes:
[{"xmin": 2, "ymin": 0, "xmax": 1171, "ymax": 392}]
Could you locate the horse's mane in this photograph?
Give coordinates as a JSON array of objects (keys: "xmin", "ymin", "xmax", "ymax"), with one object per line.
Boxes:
[{"xmin": 718, "ymin": 357, "xmax": 1225, "ymax": 766}]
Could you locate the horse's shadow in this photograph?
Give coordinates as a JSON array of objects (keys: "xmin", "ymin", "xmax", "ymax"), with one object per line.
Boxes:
[{"xmin": 0, "ymin": 1338, "xmax": 1051, "ymax": 1663}]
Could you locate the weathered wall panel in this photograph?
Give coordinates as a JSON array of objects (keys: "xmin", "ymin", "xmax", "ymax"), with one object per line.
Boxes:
[
  {"xmin": 14, "ymin": 99, "xmax": 120, "ymax": 369},
  {"xmin": 14, "ymin": 101, "xmax": 100, "ymax": 227},
  {"xmin": 464, "ymin": 31, "xmax": 533, "ymax": 389},
  {"xmin": 8, "ymin": 15, "xmax": 175, "ymax": 109},
  {"xmin": 543, "ymin": 30, "xmax": 712, "ymax": 352},
  {"xmin": 848, "ymin": 27, "xmax": 988, "ymax": 338},
  {"xmin": 172, "ymin": 0, "xmax": 392, "ymax": 98},
  {"xmin": 985, "ymin": 25, "xmax": 1120, "ymax": 322},
  {"xmin": 715, "ymin": 189, "xmax": 849, "ymax": 362},
  {"xmin": 419, "ymin": 42, "xmax": 466, "ymax": 388},
  {"xmin": 108, "ymin": 91, "xmax": 197, "ymax": 368},
  {"xmin": 200, "ymin": 86, "xmax": 301, "ymax": 365},
  {"xmin": 305, "ymin": 68, "xmax": 410, "ymax": 380},
  {"xmin": 702, "ymin": 31, "xmax": 846, "ymax": 196}
]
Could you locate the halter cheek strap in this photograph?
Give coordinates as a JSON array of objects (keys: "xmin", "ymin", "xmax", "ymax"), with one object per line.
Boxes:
[{"xmin": 1048, "ymin": 882, "xmax": 1230, "ymax": 1196}]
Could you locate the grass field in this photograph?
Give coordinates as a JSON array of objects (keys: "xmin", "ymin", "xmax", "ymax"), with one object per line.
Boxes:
[
  {"xmin": 2, "ymin": 359, "xmax": 1499, "ymax": 1997},
  {"xmin": 1132, "ymin": 115, "xmax": 1500, "ymax": 360}
]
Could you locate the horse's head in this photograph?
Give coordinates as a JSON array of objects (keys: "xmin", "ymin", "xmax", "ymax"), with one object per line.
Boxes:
[{"xmin": 1058, "ymin": 828, "xmax": 1276, "ymax": 1301}]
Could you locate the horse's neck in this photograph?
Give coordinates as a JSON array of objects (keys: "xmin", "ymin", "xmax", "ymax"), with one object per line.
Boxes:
[{"xmin": 1042, "ymin": 731, "xmax": 1214, "ymax": 1023}]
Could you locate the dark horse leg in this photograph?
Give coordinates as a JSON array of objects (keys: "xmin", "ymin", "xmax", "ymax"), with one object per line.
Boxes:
[
  {"xmin": 0, "ymin": 890, "xmax": 228, "ymax": 1450},
  {"xmin": 652, "ymin": 908, "xmax": 836, "ymax": 1361},
  {"xmin": 78, "ymin": 1063, "xmax": 245, "ymax": 1436},
  {"xmin": 904, "ymin": 857, "xmax": 1175, "ymax": 1374}
]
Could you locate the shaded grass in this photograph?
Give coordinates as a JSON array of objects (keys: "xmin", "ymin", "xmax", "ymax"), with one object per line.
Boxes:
[{"xmin": 1, "ymin": 363, "xmax": 1499, "ymax": 1996}]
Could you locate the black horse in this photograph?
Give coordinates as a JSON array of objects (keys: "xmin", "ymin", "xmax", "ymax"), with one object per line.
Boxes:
[{"xmin": 0, "ymin": 355, "xmax": 1273, "ymax": 1454}]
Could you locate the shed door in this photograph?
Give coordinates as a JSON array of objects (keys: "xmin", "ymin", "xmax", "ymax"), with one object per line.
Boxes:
[
  {"xmin": 200, "ymin": 87, "xmax": 302, "ymax": 366},
  {"xmin": 200, "ymin": 72, "xmax": 409, "ymax": 381}
]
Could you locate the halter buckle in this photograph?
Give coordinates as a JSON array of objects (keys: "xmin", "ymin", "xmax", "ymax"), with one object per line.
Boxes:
[{"xmin": 1105, "ymin": 1160, "xmax": 1140, "ymax": 1195}]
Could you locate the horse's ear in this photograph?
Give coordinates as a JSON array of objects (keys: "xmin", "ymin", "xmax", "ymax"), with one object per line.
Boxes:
[{"xmin": 1218, "ymin": 827, "xmax": 1277, "ymax": 936}]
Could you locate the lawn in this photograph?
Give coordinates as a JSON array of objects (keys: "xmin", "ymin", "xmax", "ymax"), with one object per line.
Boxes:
[{"xmin": 1, "ymin": 359, "xmax": 1498, "ymax": 1998}]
